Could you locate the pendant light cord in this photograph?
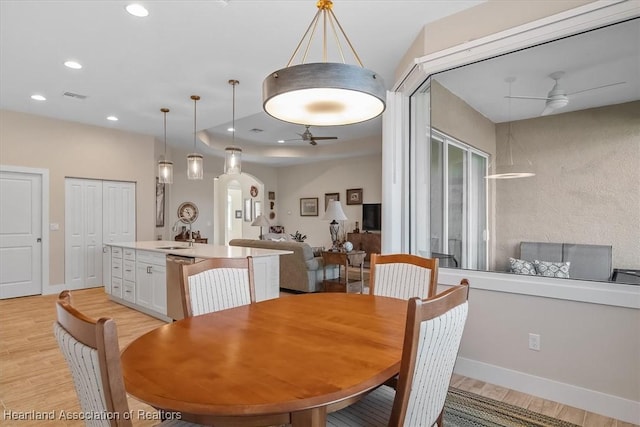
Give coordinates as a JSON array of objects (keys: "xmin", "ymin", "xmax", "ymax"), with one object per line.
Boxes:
[
  {"xmin": 161, "ymin": 108, "xmax": 169, "ymax": 159},
  {"xmin": 229, "ymin": 79, "xmax": 239, "ymax": 148},
  {"xmin": 191, "ymin": 95, "xmax": 200, "ymax": 152}
]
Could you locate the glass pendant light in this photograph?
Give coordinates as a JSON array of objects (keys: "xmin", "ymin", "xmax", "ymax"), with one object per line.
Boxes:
[
  {"xmin": 158, "ymin": 108, "xmax": 173, "ymax": 184},
  {"xmin": 486, "ymin": 77, "xmax": 535, "ymax": 179},
  {"xmin": 187, "ymin": 95, "xmax": 204, "ymax": 180},
  {"xmin": 224, "ymin": 80, "xmax": 242, "ymax": 175}
]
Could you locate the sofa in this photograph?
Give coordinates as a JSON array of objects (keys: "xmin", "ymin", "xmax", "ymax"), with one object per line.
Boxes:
[
  {"xmin": 228, "ymin": 239, "xmax": 338, "ymax": 292},
  {"xmin": 518, "ymin": 241, "xmax": 612, "ymax": 281}
]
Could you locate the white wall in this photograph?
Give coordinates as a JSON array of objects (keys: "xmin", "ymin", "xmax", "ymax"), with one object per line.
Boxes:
[
  {"xmin": 0, "ymin": 109, "xmax": 156, "ymax": 288},
  {"xmin": 494, "ymin": 101, "xmax": 640, "ymax": 271},
  {"xmin": 275, "ymin": 154, "xmax": 382, "ymax": 248},
  {"xmin": 158, "ymin": 147, "xmax": 278, "ymax": 243}
]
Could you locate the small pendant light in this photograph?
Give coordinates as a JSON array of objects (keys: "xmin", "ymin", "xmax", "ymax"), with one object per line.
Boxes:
[
  {"xmin": 158, "ymin": 108, "xmax": 173, "ymax": 184},
  {"xmin": 187, "ymin": 95, "xmax": 204, "ymax": 180},
  {"xmin": 224, "ymin": 79, "xmax": 242, "ymax": 175}
]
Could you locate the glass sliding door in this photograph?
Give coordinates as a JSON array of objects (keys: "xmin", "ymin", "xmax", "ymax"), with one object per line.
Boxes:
[
  {"xmin": 447, "ymin": 143, "xmax": 466, "ymax": 267},
  {"xmin": 469, "ymin": 152, "xmax": 487, "ymax": 270}
]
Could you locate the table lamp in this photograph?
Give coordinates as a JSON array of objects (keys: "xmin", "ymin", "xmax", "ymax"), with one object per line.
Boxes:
[
  {"xmin": 251, "ymin": 214, "xmax": 270, "ymax": 240},
  {"xmin": 322, "ymin": 200, "xmax": 348, "ymax": 250}
]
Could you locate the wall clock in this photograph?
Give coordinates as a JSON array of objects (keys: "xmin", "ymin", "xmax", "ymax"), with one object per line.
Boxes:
[{"xmin": 178, "ymin": 202, "xmax": 199, "ymax": 224}]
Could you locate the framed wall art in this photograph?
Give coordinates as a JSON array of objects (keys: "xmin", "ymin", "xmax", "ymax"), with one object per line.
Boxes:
[
  {"xmin": 155, "ymin": 177, "xmax": 165, "ymax": 227},
  {"xmin": 324, "ymin": 192, "xmax": 339, "ymax": 210},
  {"xmin": 300, "ymin": 197, "xmax": 319, "ymax": 216},
  {"xmin": 346, "ymin": 188, "xmax": 363, "ymax": 205}
]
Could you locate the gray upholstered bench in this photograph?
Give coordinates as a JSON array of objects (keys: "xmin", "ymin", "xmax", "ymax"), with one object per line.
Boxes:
[{"xmin": 519, "ymin": 242, "xmax": 612, "ymax": 281}]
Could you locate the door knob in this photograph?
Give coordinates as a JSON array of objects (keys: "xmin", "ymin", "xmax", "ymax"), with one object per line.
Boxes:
[{"xmin": 37, "ymin": 238, "xmax": 42, "ymax": 243}]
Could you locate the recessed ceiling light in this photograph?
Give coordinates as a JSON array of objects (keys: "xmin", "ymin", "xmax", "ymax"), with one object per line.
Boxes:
[
  {"xmin": 277, "ymin": 140, "xmax": 285, "ymax": 144},
  {"xmin": 126, "ymin": 4, "xmax": 149, "ymax": 17},
  {"xmin": 31, "ymin": 94, "xmax": 46, "ymax": 101},
  {"xmin": 64, "ymin": 60, "xmax": 82, "ymax": 69},
  {"xmin": 107, "ymin": 116, "xmax": 119, "ymax": 121},
  {"xmin": 227, "ymin": 127, "xmax": 235, "ymax": 132}
]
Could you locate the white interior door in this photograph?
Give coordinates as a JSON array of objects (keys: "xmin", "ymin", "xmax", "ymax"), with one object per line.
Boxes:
[
  {"xmin": 0, "ymin": 171, "xmax": 42, "ymax": 298},
  {"xmin": 103, "ymin": 181, "xmax": 136, "ymax": 243},
  {"xmin": 65, "ymin": 178, "xmax": 103, "ymax": 289}
]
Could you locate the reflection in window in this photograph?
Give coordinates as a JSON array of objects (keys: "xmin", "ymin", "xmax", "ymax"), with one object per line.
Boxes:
[{"xmin": 414, "ymin": 121, "xmax": 488, "ymax": 269}]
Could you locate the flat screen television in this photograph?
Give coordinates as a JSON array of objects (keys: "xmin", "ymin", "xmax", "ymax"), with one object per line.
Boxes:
[{"xmin": 362, "ymin": 203, "xmax": 381, "ymax": 231}]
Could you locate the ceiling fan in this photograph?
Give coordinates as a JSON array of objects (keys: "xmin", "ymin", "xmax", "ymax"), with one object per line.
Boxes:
[
  {"xmin": 282, "ymin": 125, "xmax": 338, "ymax": 146},
  {"xmin": 506, "ymin": 71, "xmax": 626, "ymax": 116}
]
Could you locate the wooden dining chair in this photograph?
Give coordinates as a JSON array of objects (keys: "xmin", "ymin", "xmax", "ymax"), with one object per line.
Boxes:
[
  {"xmin": 179, "ymin": 256, "xmax": 256, "ymax": 318},
  {"xmin": 326, "ymin": 279, "xmax": 470, "ymax": 427},
  {"xmin": 53, "ymin": 291, "xmax": 203, "ymax": 427},
  {"xmin": 370, "ymin": 253, "xmax": 439, "ymax": 299}
]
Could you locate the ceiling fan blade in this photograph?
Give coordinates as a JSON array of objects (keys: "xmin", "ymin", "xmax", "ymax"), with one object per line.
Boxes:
[
  {"xmin": 505, "ymin": 95, "xmax": 551, "ymax": 101},
  {"xmin": 541, "ymin": 105, "xmax": 556, "ymax": 116},
  {"xmin": 310, "ymin": 136, "xmax": 338, "ymax": 140},
  {"xmin": 568, "ymin": 81, "xmax": 626, "ymax": 96}
]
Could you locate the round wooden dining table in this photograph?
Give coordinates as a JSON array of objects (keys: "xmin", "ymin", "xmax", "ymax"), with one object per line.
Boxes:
[{"xmin": 121, "ymin": 292, "xmax": 407, "ymax": 427}]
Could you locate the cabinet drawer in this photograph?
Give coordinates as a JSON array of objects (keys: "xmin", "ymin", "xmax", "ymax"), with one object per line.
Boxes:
[
  {"xmin": 123, "ymin": 260, "xmax": 136, "ymax": 282},
  {"xmin": 137, "ymin": 250, "xmax": 166, "ymax": 266},
  {"xmin": 123, "ymin": 281, "xmax": 135, "ymax": 302},
  {"xmin": 111, "ymin": 246, "xmax": 123, "ymax": 259},
  {"xmin": 112, "ymin": 257, "xmax": 123, "ymax": 278},
  {"xmin": 123, "ymin": 248, "xmax": 136, "ymax": 261},
  {"xmin": 111, "ymin": 277, "xmax": 123, "ymax": 298}
]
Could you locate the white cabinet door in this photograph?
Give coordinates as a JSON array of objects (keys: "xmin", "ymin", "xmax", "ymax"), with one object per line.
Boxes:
[
  {"xmin": 252, "ymin": 255, "xmax": 280, "ymax": 301},
  {"xmin": 136, "ymin": 250, "xmax": 167, "ymax": 315},
  {"xmin": 136, "ymin": 262, "xmax": 153, "ymax": 310},
  {"xmin": 150, "ymin": 264, "xmax": 167, "ymax": 315}
]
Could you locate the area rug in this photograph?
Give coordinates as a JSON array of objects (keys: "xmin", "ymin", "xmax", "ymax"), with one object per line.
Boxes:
[{"xmin": 444, "ymin": 387, "xmax": 580, "ymax": 427}]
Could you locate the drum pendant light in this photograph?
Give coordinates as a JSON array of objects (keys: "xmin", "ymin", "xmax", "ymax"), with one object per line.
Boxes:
[
  {"xmin": 262, "ymin": 0, "xmax": 386, "ymax": 126},
  {"xmin": 187, "ymin": 95, "xmax": 204, "ymax": 180},
  {"xmin": 158, "ymin": 108, "xmax": 173, "ymax": 184}
]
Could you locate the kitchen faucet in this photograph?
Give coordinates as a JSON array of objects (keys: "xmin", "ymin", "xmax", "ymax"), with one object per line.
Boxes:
[{"xmin": 171, "ymin": 217, "xmax": 195, "ymax": 247}]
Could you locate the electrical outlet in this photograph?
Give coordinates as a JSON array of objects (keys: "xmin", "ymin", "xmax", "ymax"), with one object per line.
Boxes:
[{"xmin": 528, "ymin": 333, "xmax": 541, "ymax": 351}]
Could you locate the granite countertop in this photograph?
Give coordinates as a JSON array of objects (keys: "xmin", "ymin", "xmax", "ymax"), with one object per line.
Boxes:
[{"xmin": 105, "ymin": 240, "xmax": 292, "ymax": 258}]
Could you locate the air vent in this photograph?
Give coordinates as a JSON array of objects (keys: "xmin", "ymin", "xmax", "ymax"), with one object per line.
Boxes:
[
  {"xmin": 63, "ymin": 91, "xmax": 88, "ymax": 100},
  {"xmin": 249, "ymin": 128, "xmax": 264, "ymax": 133}
]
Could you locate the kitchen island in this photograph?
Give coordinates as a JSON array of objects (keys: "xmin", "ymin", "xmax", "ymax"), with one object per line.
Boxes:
[{"xmin": 104, "ymin": 241, "xmax": 292, "ymax": 321}]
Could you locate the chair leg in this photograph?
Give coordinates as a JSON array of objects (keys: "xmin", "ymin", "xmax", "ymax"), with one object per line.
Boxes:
[{"xmin": 435, "ymin": 409, "xmax": 444, "ymax": 426}]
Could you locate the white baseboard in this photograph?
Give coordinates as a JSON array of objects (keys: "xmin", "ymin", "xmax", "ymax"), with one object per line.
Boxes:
[
  {"xmin": 43, "ymin": 283, "xmax": 103, "ymax": 296},
  {"xmin": 455, "ymin": 357, "xmax": 640, "ymax": 424}
]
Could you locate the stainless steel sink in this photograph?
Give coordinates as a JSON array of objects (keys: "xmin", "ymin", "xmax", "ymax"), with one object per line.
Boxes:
[{"xmin": 156, "ymin": 246, "xmax": 190, "ymax": 250}]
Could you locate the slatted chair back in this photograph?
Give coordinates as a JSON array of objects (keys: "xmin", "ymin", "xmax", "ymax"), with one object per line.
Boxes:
[
  {"xmin": 370, "ymin": 253, "xmax": 439, "ymax": 299},
  {"xmin": 54, "ymin": 291, "xmax": 132, "ymax": 427},
  {"xmin": 179, "ymin": 256, "xmax": 256, "ymax": 317},
  {"xmin": 326, "ymin": 279, "xmax": 469, "ymax": 427},
  {"xmin": 390, "ymin": 279, "xmax": 469, "ymax": 426}
]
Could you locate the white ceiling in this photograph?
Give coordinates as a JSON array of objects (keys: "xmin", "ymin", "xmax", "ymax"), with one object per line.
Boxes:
[
  {"xmin": 434, "ymin": 18, "xmax": 640, "ymax": 123},
  {"xmin": 3, "ymin": 2, "xmax": 636, "ymax": 167},
  {"xmin": 0, "ymin": 0, "xmax": 483, "ymax": 166}
]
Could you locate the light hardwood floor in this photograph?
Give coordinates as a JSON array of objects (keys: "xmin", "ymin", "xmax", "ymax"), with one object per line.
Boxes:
[{"xmin": 0, "ymin": 288, "xmax": 635, "ymax": 427}]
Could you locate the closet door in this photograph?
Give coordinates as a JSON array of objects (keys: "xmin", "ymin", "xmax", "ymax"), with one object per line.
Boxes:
[
  {"xmin": 65, "ymin": 178, "xmax": 103, "ymax": 289},
  {"xmin": 102, "ymin": 181, "xmax": 136, "ymax": 287},
  {"xmin": 103, "ymin": 181, "xmax": 136, "ymax": 243}
]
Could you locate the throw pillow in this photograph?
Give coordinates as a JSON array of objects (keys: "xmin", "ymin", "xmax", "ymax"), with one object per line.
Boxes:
[
  {"xmin": 534, "ymin": 260, "xmax": 571, "ymax": 278},
  {"xmin": 509, "ymin": 257, "xmax": 537, "ymax": 275}
]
